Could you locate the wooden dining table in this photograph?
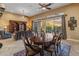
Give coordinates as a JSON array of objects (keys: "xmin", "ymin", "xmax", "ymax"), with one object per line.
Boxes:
[
  {"xmin": 30, "ymin": 32, "xmax": 62, "ymax": 56},
  {"xmin": 31, "ymin": 35, "xmax": 55, "ymax": 56}
]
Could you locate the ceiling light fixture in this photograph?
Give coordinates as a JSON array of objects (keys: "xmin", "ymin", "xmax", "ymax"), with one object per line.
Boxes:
[{"xmin": 42, "ymin": 7, "xmax": 46, "ymax": 10}]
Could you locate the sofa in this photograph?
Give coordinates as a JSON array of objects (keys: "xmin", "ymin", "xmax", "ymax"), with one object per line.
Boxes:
[{"xmin": 0, "ymin": 31, "xmax": 12, "ymax": 39}]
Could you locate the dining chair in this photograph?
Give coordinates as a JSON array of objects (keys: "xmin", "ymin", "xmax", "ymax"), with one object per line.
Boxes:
[
  {"xmin": 22, "ymin": 36, "xmax": 41, "ymax": 56},
  {"xmin": 56, "ymin": 33, "xmax": 63, "ymax": 54},
  {"xmin": 44, "ymin": 33, "xmax": 63, "ymax": 56},
  {"xmin": 43, "ymin": 34, "xmax": 58, "ymax": 56}
]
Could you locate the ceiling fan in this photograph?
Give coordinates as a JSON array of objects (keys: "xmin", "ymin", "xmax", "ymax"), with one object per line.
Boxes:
[{"xmin": 38, "ymin": 3, "xmax": 52, "ymax": 10}]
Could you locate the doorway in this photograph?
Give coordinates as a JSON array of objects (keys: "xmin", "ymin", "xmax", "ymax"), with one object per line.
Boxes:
[{"xmin": 9, "ymin": 20, "xmax": 27, "ymax": 33}]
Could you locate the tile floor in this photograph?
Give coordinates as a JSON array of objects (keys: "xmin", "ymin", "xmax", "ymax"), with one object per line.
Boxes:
[{"xmin": 0, "ymin": 38, "xmax": 79, "ymax": 56}]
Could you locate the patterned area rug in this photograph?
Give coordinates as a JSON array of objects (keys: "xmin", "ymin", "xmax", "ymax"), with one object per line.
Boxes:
[{"xmin": 14, "ymin": 42, "xmax": 71, "ymax": 56}]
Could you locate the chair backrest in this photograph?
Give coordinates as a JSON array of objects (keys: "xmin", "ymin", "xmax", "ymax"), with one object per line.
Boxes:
[
  {"xmin": 22, "ymin": 36, "xmax": 32, "ymax": 47},
  {"xmin": 52, "ymin": 33, "xmax": 62, "ymax": 44},
  {"xmin": 22, "ymin": 36, "xmax": 40, "ymax": 52},
  {"xmin": 58, "ymin": 33, "xmax": 63, "ymax": 41},
  {"xmin": 52, "ymin": 34, "xmax": 58, "ymax": 42},
  {"xmin": 30, "ymin": 36, "xmax": 36, "ymax": 42},
  {"xmin": 22, "ymin": 36, "xmax": 29, "ymax": 49}
]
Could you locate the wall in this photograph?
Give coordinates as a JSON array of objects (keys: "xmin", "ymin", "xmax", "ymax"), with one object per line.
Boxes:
[
  {"xmin": 32, "ymin": 4, "xmax": 79, "ymax": 40},
  {"xmin": 26, "ymin": 17, "xmax": 33, "ymax": 29},
  {"xmin": 0, "ymin": 11, "xmax": 28, "ymax": 31}
]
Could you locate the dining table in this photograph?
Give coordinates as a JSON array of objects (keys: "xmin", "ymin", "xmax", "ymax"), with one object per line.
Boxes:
[{"xmin": 31, "ymin": 33, "xmax": 55, "ymax": 56}]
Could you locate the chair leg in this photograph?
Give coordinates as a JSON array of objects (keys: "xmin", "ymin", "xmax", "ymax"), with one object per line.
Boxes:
[
  {"xmin": 55, "ymin": 50, "xmax": 57, "ymax": 56},
  {"xmin": 54, "ymin": 45, "xmax": 57, "ymax": 56},
  {"xmin": 25, "ymin": 49, "xmax": 28, "ymax": 56},
  {"xmin": 59, "ymin": 43, "xmax": 61, "ymax": 51},
  {"xmin": 57, "ymin": 45, "xmax": 59, "ymax": 54},
  {"xmin": 59, "ymin": 43, "xmax": 61, "ymax": 56},
  {"xmin": 40, "ymin": 49, "xmax": 44, "ymax": 56},
  {"xmin": 50, "ymin": 52, "xmax": 52, "ymax": 56},
  {"xmin": 25, "ymin": 53, "xmax": 27, "ymax": 56},
  {"xmin": 56, "ymin": 43, "xmax": 61, "ymax": 56},
  {"xmin": 0, "ymin": 43, "xmax": 3, "ymax": 48}
]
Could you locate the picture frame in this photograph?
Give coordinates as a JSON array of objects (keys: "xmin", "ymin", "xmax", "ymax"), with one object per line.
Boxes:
[{"xmin": 68, "ymin": 17, "xmax": 77, "ymax": 30}]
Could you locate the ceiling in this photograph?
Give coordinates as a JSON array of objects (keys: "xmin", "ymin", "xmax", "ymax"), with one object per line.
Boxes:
[{"xmin": 4, "ymin": 3, "xmax": 70, "ymax": 16}]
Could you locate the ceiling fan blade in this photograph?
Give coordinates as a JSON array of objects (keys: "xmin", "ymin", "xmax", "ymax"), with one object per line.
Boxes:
[
  {"xmin": 46, "ymin": 7, "xmax": 51, "ymax": 10},
  {"xmin": 46, "ymin": 3, "xmax": 52, "ymax": 6},
  {"xmin": 39, "ymin": 3, "xmax": 44, "ymax": 7}
]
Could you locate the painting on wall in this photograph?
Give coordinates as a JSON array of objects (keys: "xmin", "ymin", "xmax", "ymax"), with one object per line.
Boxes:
[{"xmin": 68, "ymin": 17, "xmax": 77, "ymax": 30}]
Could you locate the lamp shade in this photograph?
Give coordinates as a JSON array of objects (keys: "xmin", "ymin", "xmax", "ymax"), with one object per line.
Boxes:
[
  {"xmin": 0, "ymin": 4, "xmax": 5, "ymax": 8},
  {"xmin": 0, "ymin": 4, "xmax": 5, "ymax": 16}
]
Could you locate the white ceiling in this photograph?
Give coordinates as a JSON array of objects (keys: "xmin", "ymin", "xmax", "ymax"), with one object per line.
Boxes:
[{"xmin": 4, "ymin": 3, "xmax": 70, "ymax": 16}]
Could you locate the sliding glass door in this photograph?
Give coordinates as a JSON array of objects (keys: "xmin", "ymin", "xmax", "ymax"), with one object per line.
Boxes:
[
  {"xmin": 46, "ymin": 16, "xmax": 62, "ymax": 33},
  {"xmin": 33, "ymin": 15, "xmax": 67, "ymax": 39}
]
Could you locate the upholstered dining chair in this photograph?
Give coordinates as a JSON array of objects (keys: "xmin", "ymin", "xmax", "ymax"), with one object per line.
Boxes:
[
  {"xmin": 56, "ymin": 33, "xmax": 63, "ymax": 53},
  {"xmin": 22, "ymin": 36, "xmax": 41, "ymax": 56},
  {"xmin": 43, "ymin": 34, "xmax": 58, "ymax": 56},
  {"xmin": 44, "ymin": 33, "xmax": 63, "ymax": 56}
]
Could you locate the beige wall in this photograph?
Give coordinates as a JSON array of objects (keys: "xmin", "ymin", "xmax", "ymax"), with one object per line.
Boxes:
[
  {"xmin": 32, "ymin": 4, "xmax": 79, "ymax": 40},
  {"xmin": 27, "ymin": 17, "xmax": 33, "ymax": 29},
  {"xmin": 0, "ymin": 11, "xmax": 28, "ymax": 31}
]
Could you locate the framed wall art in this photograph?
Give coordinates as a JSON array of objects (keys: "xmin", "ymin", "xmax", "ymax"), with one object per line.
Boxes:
[{"xmin": 68, "ymin": 17, "xmax": 77, "ymax": 30}]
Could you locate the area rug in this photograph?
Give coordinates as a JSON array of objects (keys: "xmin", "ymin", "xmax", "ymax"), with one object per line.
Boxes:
[{"xmin": 14, "ymin": 42, "xmax": 71, "ymax": 56}]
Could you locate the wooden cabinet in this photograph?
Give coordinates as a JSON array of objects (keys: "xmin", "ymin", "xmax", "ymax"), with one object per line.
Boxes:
[{"xmin": 9, "ymin": 20, "xmax": 27, "ymax": 33}]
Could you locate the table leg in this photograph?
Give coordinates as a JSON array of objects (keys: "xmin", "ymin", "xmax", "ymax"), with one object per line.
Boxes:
[{"xmin": 40, "ymin": 45, "xmax": 44, "ymax": 56}]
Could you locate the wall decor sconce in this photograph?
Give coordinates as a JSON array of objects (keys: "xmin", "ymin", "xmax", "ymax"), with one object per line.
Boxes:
[{"xmin": 68, "ymin": 17, "xmax": 77, "ymax": 30}]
